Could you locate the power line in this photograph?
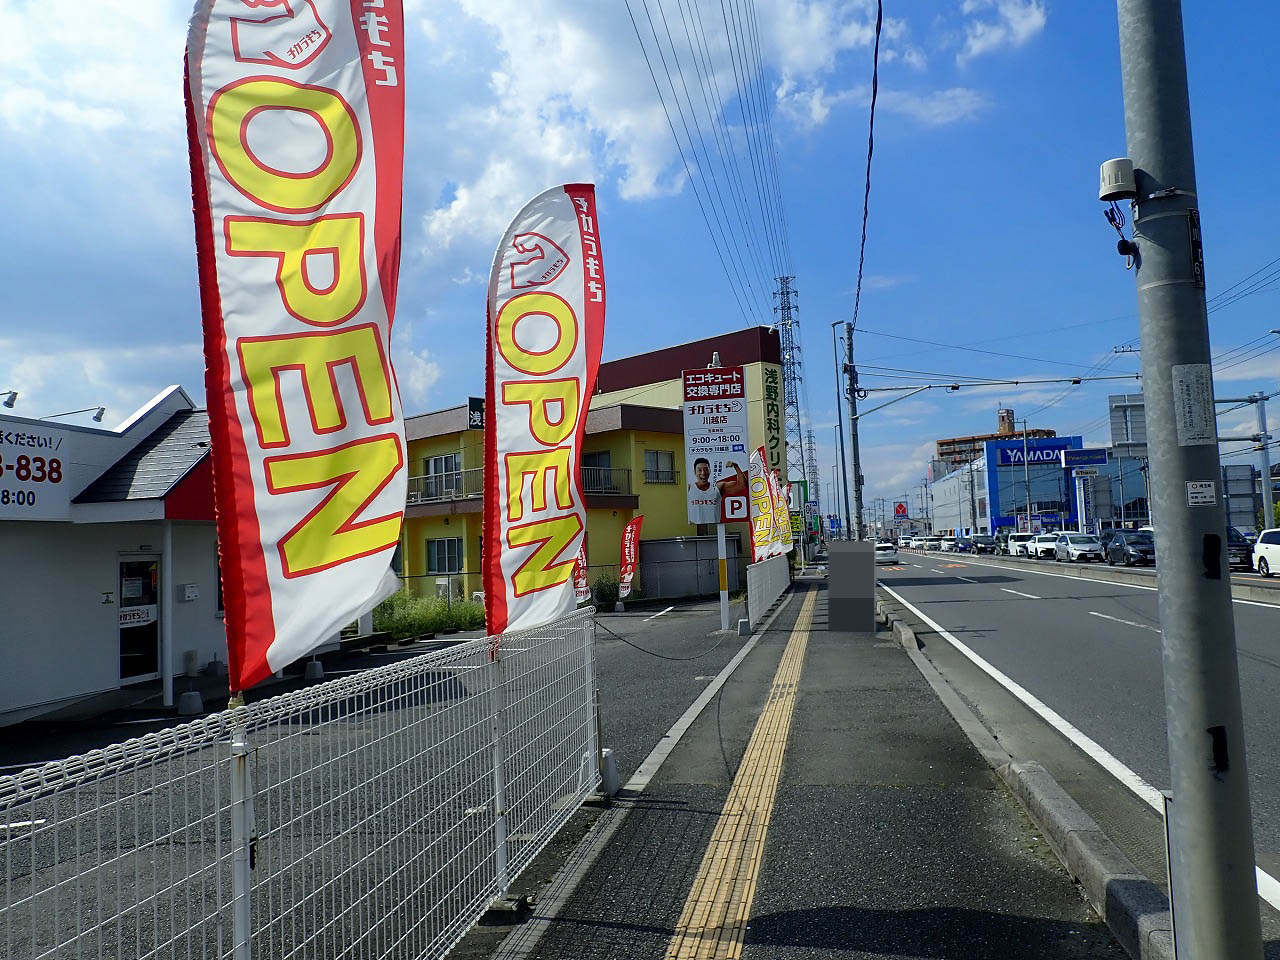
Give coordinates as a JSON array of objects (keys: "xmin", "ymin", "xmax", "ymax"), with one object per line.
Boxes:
[
  {"xmin": 622, "ymin": 0, "xmax": 759, "ymax": 327},
  {"xmin": 849, "ymin": 0, "xmax": 882, "ymax": 334},
  {"xmin": 856, "ymin": 327, "xmax": 1141, "ymax": 374}
]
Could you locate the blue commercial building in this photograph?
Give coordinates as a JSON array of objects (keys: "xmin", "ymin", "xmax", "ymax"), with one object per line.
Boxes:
[{"xmin": 929, "ymin": 435, "xmax": 1154, "ymax": 535}]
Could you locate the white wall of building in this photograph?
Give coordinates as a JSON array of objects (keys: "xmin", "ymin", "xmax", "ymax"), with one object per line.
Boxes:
[
  {"xmin": 929, "ymin": 459, "xmax": 989, "ymax": 535},
  {"xmin": 0, "ymin": 520, "xmax": 225, "ymax": 722}
]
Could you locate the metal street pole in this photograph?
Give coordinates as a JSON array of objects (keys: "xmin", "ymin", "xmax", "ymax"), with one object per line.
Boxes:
[
  {"xmin": 832, "ymin": 323, "xmax": 852, "ymax": 539},
  {"xmin": 1116, "ymin": 2, "xmax": 1263, "ymax": 954},
  {"xmin": 1256, "ymin": 391, "xmax": 1274, "ymax": 526},
  {"xmin": 1019, "ymin": 419, "xmax": 1032, "ymax": 532},
  {"xmin": 844, "ymin": 322, "xmax": 865, "ymax": 539}
]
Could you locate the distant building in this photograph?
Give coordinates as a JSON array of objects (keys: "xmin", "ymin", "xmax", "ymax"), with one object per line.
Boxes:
[{"xmin": 934, "ymin": 408, "xmax": 1056, "ymax": 472}]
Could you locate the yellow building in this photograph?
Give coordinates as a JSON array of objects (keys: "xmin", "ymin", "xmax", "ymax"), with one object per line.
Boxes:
[{"xmin": 399, "ymin": 327, "xmax": 786, "ymax": 599}]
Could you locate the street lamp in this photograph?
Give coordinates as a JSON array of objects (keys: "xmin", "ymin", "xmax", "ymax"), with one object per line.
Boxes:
[
  {"xmin": 41, "ymin": 406, "xmax": 106, "ymax": 423},
  {"xmin": 1, "ymin": 390, "xmax": 16, "ymax": 408}
]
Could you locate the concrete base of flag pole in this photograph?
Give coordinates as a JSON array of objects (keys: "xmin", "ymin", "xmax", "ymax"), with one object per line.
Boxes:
[
  {"xmin": 177, "ymin": 691, "xmax": 204, "ymax": 716},
  {"xmin": 614, "ymin": 602, "xmax": 624, "ymax": 613},
  {"xmin": 304, "ymin": 660, "xmax": 324, "ymax": 681}
]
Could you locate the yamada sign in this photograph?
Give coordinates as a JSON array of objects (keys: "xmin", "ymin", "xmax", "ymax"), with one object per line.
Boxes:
[{"xmin": 997, "ymin": 442, "xmax": 1076, "ymax": 465}]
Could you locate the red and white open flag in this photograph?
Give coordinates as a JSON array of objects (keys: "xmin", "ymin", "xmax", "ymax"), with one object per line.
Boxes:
[
  {"xmin": 618, "ymin": 514, "xmax": 644, "ymax": 599},
  {"xmin": 185, "ymin": 0, "xmax": 407, "ymax": 691},
  {"xmin": 483, "ymin": 185, "xmax": 606, "ymax": 635}
]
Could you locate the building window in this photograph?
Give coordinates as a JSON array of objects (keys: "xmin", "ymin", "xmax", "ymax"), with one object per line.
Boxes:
[
  {"xmin": 643, "ymin": 449, "xmax": 677, "ymax": 484},
  {"xmin": 426, "ymin": 537, "xmax": 462, "ymax": 574},
  {"xmin": 424, "ymin": 454, "xmax": 460, "ymax": 499}
]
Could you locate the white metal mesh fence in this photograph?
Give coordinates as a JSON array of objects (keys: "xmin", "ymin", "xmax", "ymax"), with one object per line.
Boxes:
[{"xmin": 1, "ymin": 608, "xmax": 598, "ymax": 960}]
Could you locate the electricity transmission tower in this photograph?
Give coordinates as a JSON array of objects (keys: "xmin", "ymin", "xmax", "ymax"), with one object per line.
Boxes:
[
  {"xmin": 805, "ymin": 430, "xmax": 821, "ymax": 515},
  {"xmin": 775, "ymin": 276, "xmax": 810, "ymax": 494}
]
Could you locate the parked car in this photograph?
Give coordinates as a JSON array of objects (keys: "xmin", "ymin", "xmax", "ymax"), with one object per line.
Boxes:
[
  {"xmin": 969, "ymin": 535, "xmax": 997, "ymax": 554},
  {"xmin": 1226, "ymin": 526, "xmax": 1254, "ymax": 571},
  {"xmin": 1255, "ymin": 528, "xmax": 1280, "ymax": 576},
  {"xmin": 874, "ymin": 540, "xmax": 899, "ymax": 565},
  {"xmin": 924, "ymin": 537, "xmax": 942, "ymax": 550},
  {"xmin": 1029, "ymin": 533, "xmax": 1060, "ymax": 559},
  {"xmin": 1005, "ymin": 532, "xmax": 1034, "ymax": 557},
  {"xmin": 1107, "ymin": 530, "xmax": 1155, "ymax": 566},
  {"xmin": 1054, "ymin": 533, "xmax": 1104, "ymax": 563},
  {"xmin": 939, "ymin": 537, "xmax": 958, "ymax": 552},
  {"xmin": 910, "ymin": 536, "xmax": 926, "ymax": 549}
]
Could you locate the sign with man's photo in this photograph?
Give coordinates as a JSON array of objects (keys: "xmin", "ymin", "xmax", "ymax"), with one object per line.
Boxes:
[{"xmin": 682, "ymin": 366, "xmax": 750, "ymax": 525}]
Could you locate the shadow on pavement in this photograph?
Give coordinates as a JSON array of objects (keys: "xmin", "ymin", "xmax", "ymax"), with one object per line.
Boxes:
[{"xmin": 744, "ymin": 904, "xmax": 1122, "ymax": 958}]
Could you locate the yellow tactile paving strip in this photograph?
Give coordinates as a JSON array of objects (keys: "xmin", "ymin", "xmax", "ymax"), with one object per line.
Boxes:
[{"xmin": 664, "ymin": 588, "xmax": 817, "ymax": 960}]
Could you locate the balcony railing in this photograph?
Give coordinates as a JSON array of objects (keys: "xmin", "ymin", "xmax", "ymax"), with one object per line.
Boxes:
[
  {"xmin": 406, "ymin": 465, "xmax": 633, "ymax": 503},
  {"xmin": 582, "ymin": 466, "xmax": 632, "ymax": 495},
  {"xmin": 643, "ymin": 468, "xmax": 679, "ymax": 485},
  {"xmin": 407, "ymin": 467, "xmax": 484, "ymax": 504}
]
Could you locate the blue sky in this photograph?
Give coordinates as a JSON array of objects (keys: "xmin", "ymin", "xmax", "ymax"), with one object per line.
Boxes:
[{"xmin": 2, "ymin": 0, "xmax": 1277, "ymax": 512}]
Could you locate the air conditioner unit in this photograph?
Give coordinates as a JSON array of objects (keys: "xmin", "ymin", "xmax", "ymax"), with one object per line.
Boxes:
[
  {"xmin": 472, "ymin": 591, "xmax": 484, "ymax": 604},
  {"xmin": 434, "ymin": 578, "xmax": 451, "ymax": 598}
]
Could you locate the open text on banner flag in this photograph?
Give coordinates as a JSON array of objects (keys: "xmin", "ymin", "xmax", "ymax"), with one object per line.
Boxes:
[
  {"xmin": 618, "ymin": 515, "xmax": 644, "ymax": 599},
  {"xmin": 483, "ymin": 184, "xmax": 605, "ymax": 636},
  {"xmin": 748, "ymin": 446, "xmax": 773, "ymax": 562},
  {"xmin": 185, "ymin": 0, "xmax": 407, "ymax": 692}
]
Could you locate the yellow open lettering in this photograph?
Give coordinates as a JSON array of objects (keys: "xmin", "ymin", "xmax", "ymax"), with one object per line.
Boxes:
[
  {"xmin": 264, "ymin": 434, "xmax": 403, "ymax": 577},
  {"xmin": 237, "ymin": 325, "xmax": 392, "ymax": 448},
  {"xmin": 504, "ymin": 448, "xmax": 573, "ymax": 523},
  {"xmin": 507, "ymin": 514, "xmax": 582, "ymax": 596},
  {"xmin": 226, "ymin": 215, "xmax": 365, "ymax": 327},
  {"xmin": 495, "ymin": 292, "xmax": 577, "ymax": 376},
  {"xmin": 501, "ymin": 379, "xmax": 580, "ymax": 446},
  {"xmin": 208, "ymin": 78, "xmax": 360, "ymax": 213}
]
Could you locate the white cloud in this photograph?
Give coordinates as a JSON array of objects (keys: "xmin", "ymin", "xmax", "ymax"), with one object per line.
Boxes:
[
  {"xmin": 880, "ymin": 87, "xmax": 989, "ymax": 125},
  {"xmin": 0, "ymin": 336, "xmax": 202, "ymax": 424},
  {"xmin": 391, "ymin": 322, "xmax": 442, "ymax": 407},
  {"xmin": 957, "ymin": 0, "xmax": 1047, "ymax": 65}
]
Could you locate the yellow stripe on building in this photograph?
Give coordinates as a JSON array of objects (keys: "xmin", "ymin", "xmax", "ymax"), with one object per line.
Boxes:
[{"xmin": 664, "ymin": 587, "xmax": 816, "ymax": 960}]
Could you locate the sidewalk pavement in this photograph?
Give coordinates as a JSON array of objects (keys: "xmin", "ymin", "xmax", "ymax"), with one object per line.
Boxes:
[{"xmin": 499, "ymin": 578, "xmax": 1126, "ymax": 960}]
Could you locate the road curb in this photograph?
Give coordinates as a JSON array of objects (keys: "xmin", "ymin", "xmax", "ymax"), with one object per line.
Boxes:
[{"xmin": 875, "ymin": 594, "xmax": 1174, "ymax": 960}]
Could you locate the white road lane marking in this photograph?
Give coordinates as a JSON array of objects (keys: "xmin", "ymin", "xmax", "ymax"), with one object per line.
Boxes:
[
  {"xmin": 1000, "ymin": 588, "xmax": 1041, "ymax": 600},
  {"xmin": 644, "ymin": 605, "xmax": 675, "ymax": 622},
  {"xmin": 881, "ymin": 581, "xmax": 1280, "ymax": 912},
  {"xmin": 944, "ymin": 557, "xmax": 1280, "ymax": 609},
  {"xmin": 1089, "ymin": 611, "xmax": 1161, "ymax": 633}
]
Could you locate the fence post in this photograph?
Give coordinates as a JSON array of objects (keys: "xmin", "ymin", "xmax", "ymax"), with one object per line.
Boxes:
[
  {"xmin": 582, "ymin": 619, "xmax": 600, "ymax": 784},
  {"xmin": 489, "ymin": 650, "xmax": 510, "ymax": 896},
  {"xmin": 229, "ymin": 721, "xmax": 254, "ymax": 960}
]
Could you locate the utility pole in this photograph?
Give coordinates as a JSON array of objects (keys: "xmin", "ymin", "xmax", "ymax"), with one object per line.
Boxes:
[
  {"xmin": 843, "ymin": 321, "xmax": 866, "ymax": 539},
  {"xmin": 1115, "ymin": 2, "xmax": 1263, "ymax": 954},
  {"xmin": 1018, "ymin": 419, "xmax": 1033, "ymax": 532},
  {"xmin": 832, "ymin": 324, "xmax": 852, "ymax": 538},
  {"xmin": 1255, "ymin": 392, "xmax": 1273, "ymax": 525}
]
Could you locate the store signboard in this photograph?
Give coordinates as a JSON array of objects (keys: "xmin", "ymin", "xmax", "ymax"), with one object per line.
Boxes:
[
  {"xmin": 1061, "ymin": 448, "xmax": 1109, "ymax": 468},
  {"xmin": 0, "ymin": 425, "xmax": 72, "ymax": 520},
  {"xmin": 683, "ymin": 367, "xmax": 749, "ymax": 524}
]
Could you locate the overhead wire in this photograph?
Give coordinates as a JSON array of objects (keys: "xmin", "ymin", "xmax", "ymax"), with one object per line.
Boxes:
[
  {"xmin": 622, "ymin": 0, "xmax": 759, "ymax": 328},
  {"xmin": 640, "ymin": 0, "xmax": 772, "ymax": 322},
  {"xmin": 849, "ymin": 0, "xmax": 883, "ymax": 335}
]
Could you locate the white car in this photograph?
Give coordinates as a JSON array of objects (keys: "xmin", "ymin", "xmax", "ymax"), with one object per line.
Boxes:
[
  {"xmin": 1255, "ymin": 527, "xmax": 1280, "ymax": 577},
  {"xmin": 1054, "ymin": 533, "xmax": 1104, "ymax": 563},
  {"xmin": 1006, "ymin": 533, "xmax": 1034, "ymax": 557},
  {"xmin": 924, "ymin": 537, "xmax": 942, "ymax": 551},
  {"xmin": 874, "ymin": 541, "xmax": 899, "ymax": 564},
  {"xmin": 939, "ymin": 537, "xmax": 958, "ymax": 552},
  {"xmin": 1029, "ymin": 533, "xmax": 1060, "ymax": 559}
]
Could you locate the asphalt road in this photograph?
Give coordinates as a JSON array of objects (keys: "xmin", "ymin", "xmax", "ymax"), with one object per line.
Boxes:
[{"xmin": 878, "ymin": 550, "xmax": 1280, "ymax": 877}]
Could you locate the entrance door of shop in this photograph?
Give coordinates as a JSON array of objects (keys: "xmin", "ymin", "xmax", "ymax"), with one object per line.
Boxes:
[{"xmin": 119, "ymin": 557, "xmax": 161, "ymax": 683}]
